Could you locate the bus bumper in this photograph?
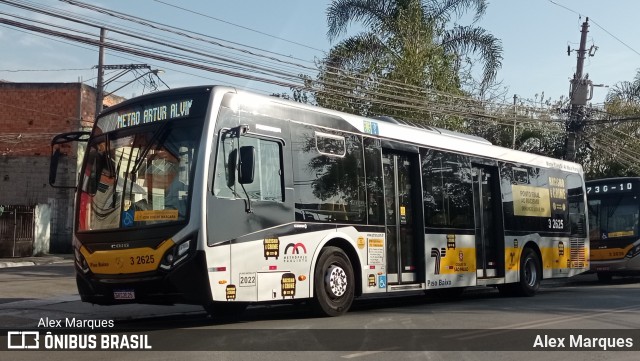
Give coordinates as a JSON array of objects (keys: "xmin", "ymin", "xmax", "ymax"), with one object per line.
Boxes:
[
  {"xmin": 75, "ymin": 250, "xmax": 210, "ymax": 306},
  {"xmin": 591, "ymin": 254, "xmax": 640, "ymax": 275}
]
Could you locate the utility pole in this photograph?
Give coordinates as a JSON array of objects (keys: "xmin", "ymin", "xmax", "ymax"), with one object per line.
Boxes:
[
  {"xmin": 565, "ymin": 18, "xmax": 595, "ymax": 161},
  {"xmin": 512, "ymin": 94, "xmax": 517, "ymax": 149},
  {"xmin": 95, "ymin": 27, "xmax": 106, "ymax": 118},
  {"xmin": 98, "ymin": 64, "xmax": 166, "ymax": 97}
]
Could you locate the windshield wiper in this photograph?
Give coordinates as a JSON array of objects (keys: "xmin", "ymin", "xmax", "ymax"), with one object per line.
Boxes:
[{"xmin": 130, "ymin": 121, "xmax": 171, "ymax": 176}]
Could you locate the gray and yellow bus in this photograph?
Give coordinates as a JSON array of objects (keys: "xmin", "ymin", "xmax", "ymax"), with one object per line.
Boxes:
[
  {"xmin": 50, "ymin": 85, "xmax": 590, "ymax": 318},
  {"xmin": 587, "ymin": 177, "xmax": 640, "ymax": 281}
]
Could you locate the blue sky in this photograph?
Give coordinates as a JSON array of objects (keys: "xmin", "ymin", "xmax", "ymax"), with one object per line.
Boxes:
[{"xmin": 0, "ymin": 0, "xmax": 639, "ymax": 106}]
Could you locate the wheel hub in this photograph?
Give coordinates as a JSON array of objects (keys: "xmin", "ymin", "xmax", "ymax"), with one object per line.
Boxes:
[
  {"xmin": 524, "ymin": 258, "xmax": 537, "ymax": 286},
  {"xmin": 325, "ymin": 265, "xmax": 347, "ymax": 297}
]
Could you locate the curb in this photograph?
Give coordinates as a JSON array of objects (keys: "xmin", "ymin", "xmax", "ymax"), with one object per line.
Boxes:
[
  {"xmin": 0, "ymin": 257, "xmax": 73, "ymax": 268},
  {"xmin": 0, "ymin": 261, "xmax": 36, "ymax": 268}
]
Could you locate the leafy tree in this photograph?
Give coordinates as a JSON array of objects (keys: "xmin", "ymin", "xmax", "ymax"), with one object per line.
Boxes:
[
  {"xmin": 314, "ymin": 0, "xmax": 502, "ymax": 129},
  {"xmin": 580, "ymin": 70, "xmax": 640, "ymax": 178}
]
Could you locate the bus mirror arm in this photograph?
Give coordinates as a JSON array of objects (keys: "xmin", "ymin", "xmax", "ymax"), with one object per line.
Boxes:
[{"xmin": 238, "ymin": 146, "xmax": 255, "ymax": 213}]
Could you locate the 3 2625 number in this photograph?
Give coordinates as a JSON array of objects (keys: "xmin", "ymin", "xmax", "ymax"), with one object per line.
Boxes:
[
  {"xmin": 130, "ymin": 255, "xmax": 155, "ymax": 265},
  {"xmin": 548, "ymin": 219, "xmax": 564, "ymax": 229}
]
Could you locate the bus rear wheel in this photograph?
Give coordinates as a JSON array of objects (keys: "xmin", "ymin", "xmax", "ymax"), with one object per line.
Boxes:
[
  {"xmin": 311, "ymin": 246, "xmax": 355, "ymax": 317},
  {"xmin": 516, "ymin": 247, "xmax": 541, "ymax": 296}
]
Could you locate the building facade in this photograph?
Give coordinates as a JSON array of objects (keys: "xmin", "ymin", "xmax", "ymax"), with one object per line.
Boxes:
[{"xmin": 0, "ymin": 82, "xmax": 123, "ymax": 253}]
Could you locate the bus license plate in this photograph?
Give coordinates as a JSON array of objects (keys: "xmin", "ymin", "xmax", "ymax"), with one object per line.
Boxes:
[{"xmin": 113, "ymin": 289, "xmax": 135, "ymax": 300}]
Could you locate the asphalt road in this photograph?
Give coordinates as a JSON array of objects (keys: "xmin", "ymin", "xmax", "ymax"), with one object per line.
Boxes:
[{"xmin": 1, "ymin": 264, "xmax": 640, "ymax": 360}]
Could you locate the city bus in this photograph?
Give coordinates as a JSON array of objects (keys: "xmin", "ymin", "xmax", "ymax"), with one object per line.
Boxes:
[
  {"xmin": 587, "ymin": 177, "xmax": 640, "ymax": 281},
  {"xmin": 50, "ymin": 85, "xmax": 589, "ymax": 318}
]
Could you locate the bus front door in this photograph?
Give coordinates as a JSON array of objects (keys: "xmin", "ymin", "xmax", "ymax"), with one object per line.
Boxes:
[
  {"xmin": 472, "ymin": 164, "xmax": 505, "ymax": 279},
  {"xmin": 383, "ymin": 151, "xmax": 420, "ymax": 285}
]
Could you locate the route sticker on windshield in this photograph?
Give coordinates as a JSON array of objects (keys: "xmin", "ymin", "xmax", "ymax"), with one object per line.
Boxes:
[{"xmin": 134, "ymin": 210, "xmax": 178, "ymax": 221}]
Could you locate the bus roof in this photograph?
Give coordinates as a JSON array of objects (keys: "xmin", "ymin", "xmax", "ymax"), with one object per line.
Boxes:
[
  {"xmin": 228, "ymin": 87, "xmax": 583, "ymax": 174},
  {"xmin": 98, "ymin": 85, "xmax": 583, "ymax": 175}
]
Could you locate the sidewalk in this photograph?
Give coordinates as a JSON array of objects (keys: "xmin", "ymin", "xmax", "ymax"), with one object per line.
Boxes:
[{"xmin": 0, "ymin": 253, "xmax": 74, "ymax": 268}]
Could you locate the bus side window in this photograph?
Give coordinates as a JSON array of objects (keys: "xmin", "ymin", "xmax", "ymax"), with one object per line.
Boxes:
[
  {"xmin": 421, "ymin": 149, "xmax": 473, "ymax": 229},
  {"xmin": 239, "ymin": 136, "xmax": 283, "ymax": 202},
  {"xmin": 214, "ymin": 134, "xmax": 284, "ymax": 202},
  {"xmin": 364, "ymin": 137, "xmax": 384, "ymax": 225},
  {"xmin": 292, "ymin": 125, "xmax": 366, "ymax": 224}
]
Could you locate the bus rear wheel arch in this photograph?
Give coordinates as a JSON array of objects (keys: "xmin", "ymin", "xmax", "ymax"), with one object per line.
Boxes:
[
  {"xmin": 498, "ymin": 246, "xmax": 541, "ymax": 297},
  {"xmin": 311, "ymin": 246, "xmax": 355, "ymax": 317}
]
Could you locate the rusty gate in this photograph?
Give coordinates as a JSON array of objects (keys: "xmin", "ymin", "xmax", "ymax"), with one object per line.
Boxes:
[{"xmin": 0, "ymin": 205, "xmax": 35, "ymax": 257}]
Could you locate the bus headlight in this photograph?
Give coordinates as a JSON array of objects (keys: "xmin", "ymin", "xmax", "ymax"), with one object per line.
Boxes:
[
  {"xmin": 160, "ymin": 239, "xmax": 193, "ymax": 271},
  {"xmin": 627, "ymin": 245, "xmax": 640, "ymax": 259},
  {"xmin": 74, "ymin": 248, "xmax": 90, "ymax": 274},
  {"xmin": 178, "ymin": 240, "xmax": 191, "ymax": 256}
]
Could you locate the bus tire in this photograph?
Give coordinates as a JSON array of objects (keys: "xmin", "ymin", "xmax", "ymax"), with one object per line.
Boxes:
[
  {"xmin": 517, "ymin": 247, "xmax": 541, "ymax": 296},
  {"xmin": 597, "ymin": 272, "xmax": 613, "ymax": 283},
  {"xmin": 312, "ymin": 246, "xmax": 355, "ymax": 317},
  {"xmin": 203, "ymin": 301, "xmax": 247, "ymax": 320}
]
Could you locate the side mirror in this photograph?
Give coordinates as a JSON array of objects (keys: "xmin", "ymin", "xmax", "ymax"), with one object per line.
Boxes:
[
  {"xmin": 227, "ymin": 146, "xmax": 255, "ymax": 186},
  {"xmin": 49, "ymin": 131, "xmax": 90, "ymax": 189},
  {"xmin": 238, "ymin": 146, "xmax": 255, "ymax": 184},
  {"xmin": 49, "ymin": 148, "xmax": 61, "ymax": 186}
]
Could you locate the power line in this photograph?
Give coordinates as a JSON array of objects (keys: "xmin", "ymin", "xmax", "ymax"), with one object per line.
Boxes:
[
  {"xmin": 546, "ymin": 0, "xmax": 640, "ymax": 57},
  {"xmin": 0, "ymin": 12, "xmax": 575, "ymax": 132},
  {"xmin": 58, "ymin": 0, "xmax": 317, "ymax": 68},
  {"xmin": 0, "ymin": 67, "xmax": 92, "ymax": 72},
  {"xmin": 0, "ymin": 1, "xmax": 615, "ymax": 134},
  {"xmin": 152, "ymin": 0, "xmax": 327, "ymax": 54}
]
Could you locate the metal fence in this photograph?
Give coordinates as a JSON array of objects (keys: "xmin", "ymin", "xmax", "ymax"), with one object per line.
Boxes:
[{"xmin": 0, "ymin": 205, "xmax": 35, "ymax": 257}]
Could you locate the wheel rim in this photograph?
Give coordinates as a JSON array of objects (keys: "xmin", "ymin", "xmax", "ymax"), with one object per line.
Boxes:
[
  {"xmin": 523, "ymin": 257, "xmax": 537, "ymax": 287},
  {"xmin": 325, "ymin": 264, "xmax": 347, "ymax": 297}
]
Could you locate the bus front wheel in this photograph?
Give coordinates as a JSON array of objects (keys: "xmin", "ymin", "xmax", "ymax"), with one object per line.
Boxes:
[
  {"xmin": 517, "ymin": 247, "xmax": 541, "ymax": 296},
  {"xmin": 312, "ymin": 246, "xmax": 355, "ymax": 317}
]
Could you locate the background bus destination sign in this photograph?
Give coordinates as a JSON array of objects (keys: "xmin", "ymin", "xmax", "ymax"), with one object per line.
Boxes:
[
  {"xmin": 586, "ymin": 179, "xmax": 637, "ymax": 195},
  {"xmin": 97, "ymin": 98, "xmax": 194, "ymax": 132}
]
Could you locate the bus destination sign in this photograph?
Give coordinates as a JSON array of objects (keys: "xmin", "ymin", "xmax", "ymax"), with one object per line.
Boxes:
[
  {"xmin": 586, "ymin": 180, "xmax": 637, "ymax": 195},
  {"xmin": 97, "ymin": 98, "xmax": 194, "ymax": 133}
]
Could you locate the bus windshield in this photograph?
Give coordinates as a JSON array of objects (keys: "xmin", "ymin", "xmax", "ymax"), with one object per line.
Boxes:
[
  {"xmin": 588, "ymin": 194, "xmax": 640, "ymax": 241},
  {"xmin": 78, "ymin": 119, "xmax": 203, "ymax": 231}
]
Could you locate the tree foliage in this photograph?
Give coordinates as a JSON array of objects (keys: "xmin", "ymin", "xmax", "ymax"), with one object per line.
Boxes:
[
  {"xmin": 580, "ymin": 70, "xmax": 640, "ymax": 178},
  {"xmin": 313, "ymin": 0, "xmax": 502, "ymax": 130}
]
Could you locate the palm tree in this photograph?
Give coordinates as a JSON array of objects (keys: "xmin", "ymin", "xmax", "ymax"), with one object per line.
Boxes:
[
  {"xmin": 323, "ymin": 0, "xmax": 502, "ymax": 96},
  {"xmin": 606, "ymin": 71, "xmax": 640, "ymax": 108}
]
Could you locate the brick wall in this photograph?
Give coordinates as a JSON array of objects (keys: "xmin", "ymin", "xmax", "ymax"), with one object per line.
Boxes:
[
  {"xmin": 0, "ymin": 83, "xmax": 94, "ymax": 156},
  {"xmin": 0, "ymin": 83, "xmax": 94, "ymax": 252},
  {"xmin": 0, "ymin": 83, "xmax": 125, "ymax": 253}
]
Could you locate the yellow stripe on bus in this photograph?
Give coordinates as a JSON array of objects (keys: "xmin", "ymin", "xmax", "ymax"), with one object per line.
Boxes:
[
  {"xmin": 80, "ymin": 239, "xmax": 175, "ymax": 275},
  {"xmin": 591, "ymin": 243, "xmax": 634, "ymax": 261}
]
